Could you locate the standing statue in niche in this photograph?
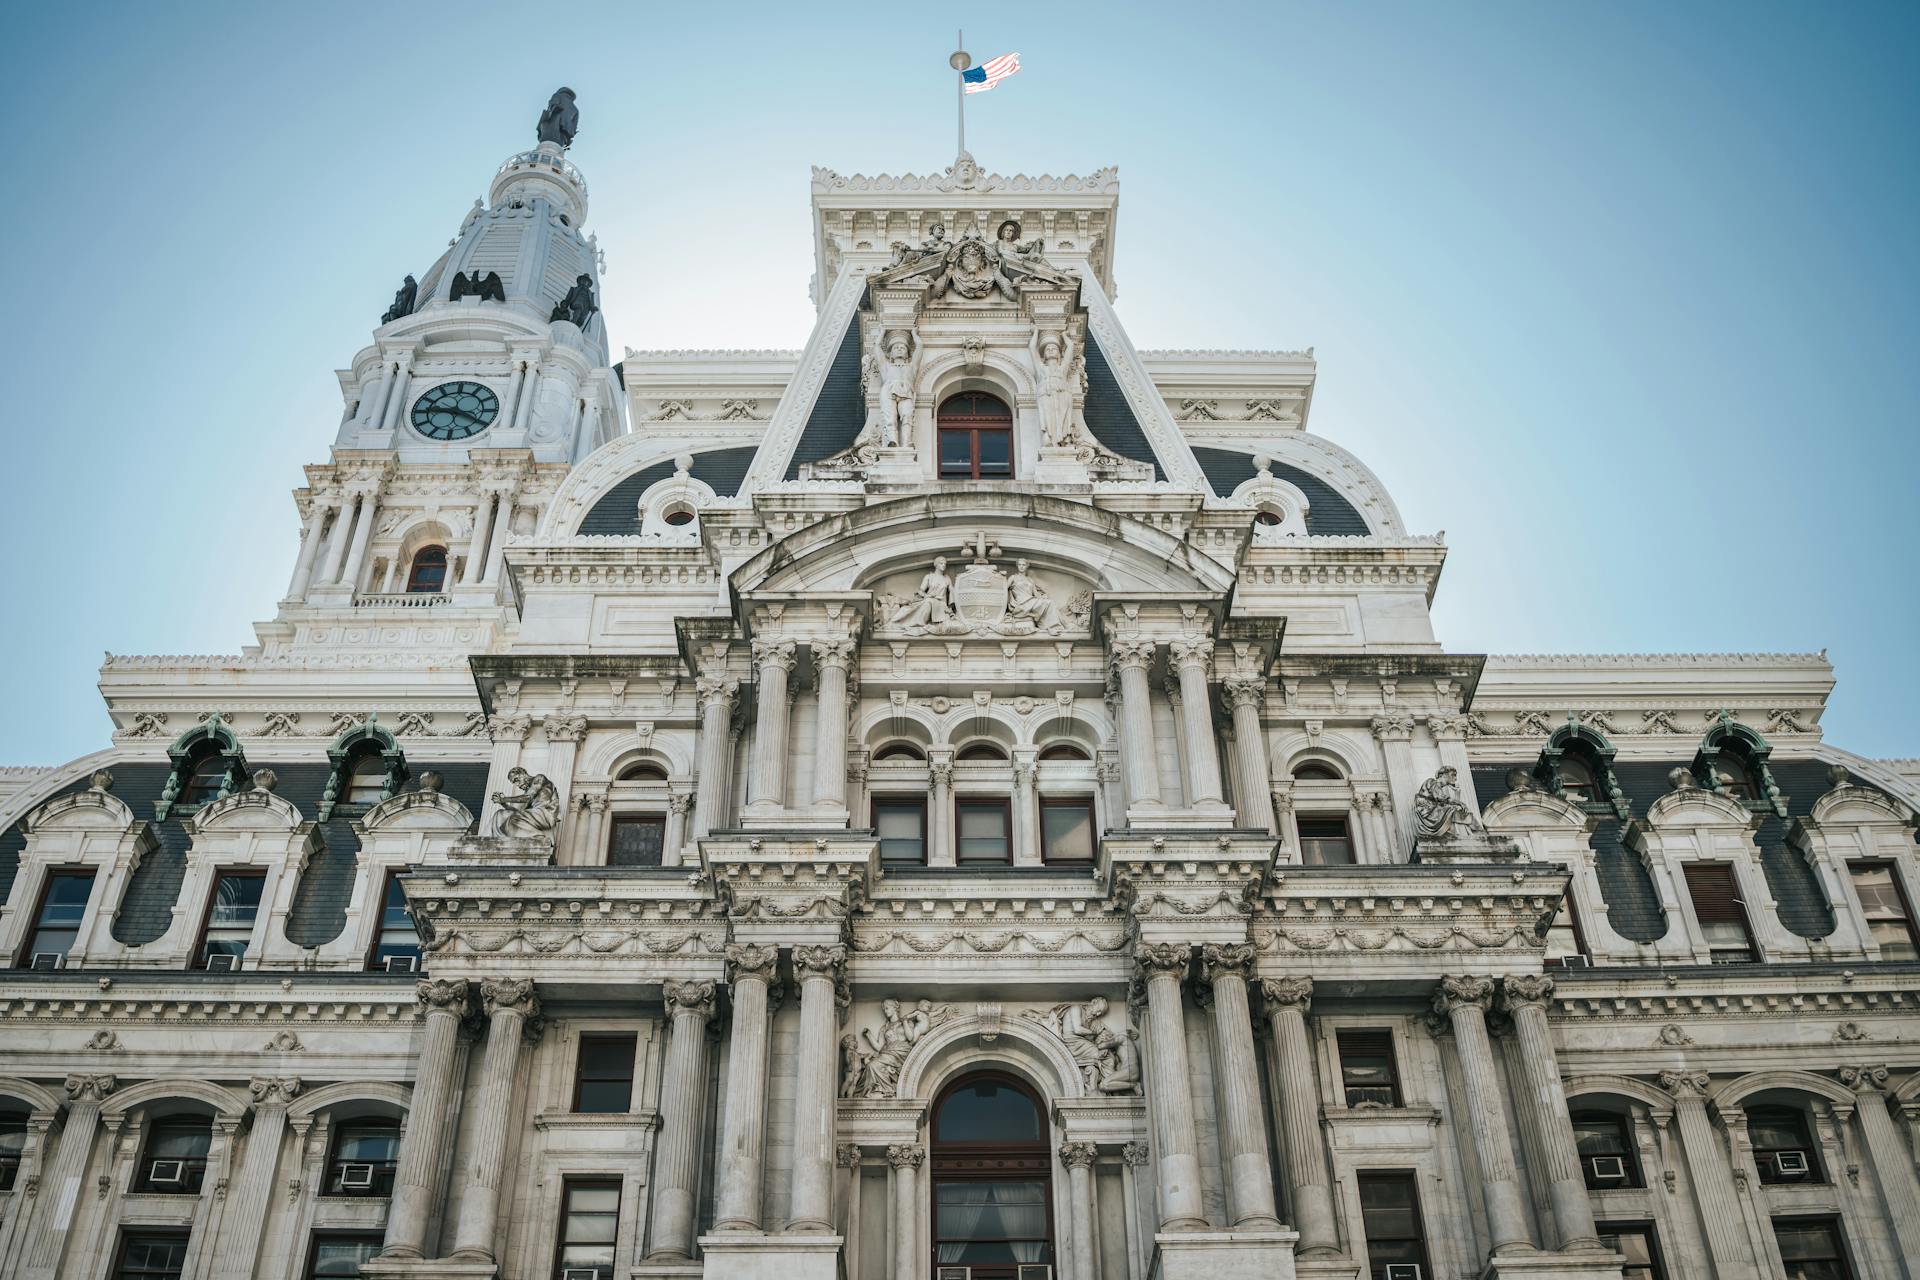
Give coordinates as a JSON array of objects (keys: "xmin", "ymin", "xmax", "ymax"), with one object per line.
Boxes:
[
  {"xmin": 885, "ymin": 556, "xmax": 955, "ymax": 633},
  {"xmin": 1029, "ymin": 326, "xmax": 1078, "ymax": 447},
  {"xmin": 869, "ymin": 330, "xmax": 919, "ymax": 448},
  {"xmin": 1413, "ymin": 765, "xmax": 1483, "ymax": 843},
  {"xmin": 550, "ymin": 274, "xmax": 598, "ymax": 328},
  {"xmin": 536, "ymin": 87, "xmax": 579, "ymax": 149},
  {"xmin": 491, "ymin": 767, "xmax": 560, "ymax": 839},
  {"xmin": 381, "ymin": 275, "xmax": 416, "ymax": 324}
]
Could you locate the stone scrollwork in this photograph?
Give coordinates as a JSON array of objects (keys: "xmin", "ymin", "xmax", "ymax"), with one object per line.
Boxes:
[
  {"xmin": 1200, "ymin": 943, "xmax": 1255, "ymax": 982},
  {"xmin": 416, "ymin": 978, "xmax": 473, "ymax": 1016},
  {"xmin": 249, "ymin": 1076, "xmax": 303, "ymax": 1105},
  {"xmin": 842, "ymin": 998, "xmax": 954, "ymax": 1098},
  {"xmin": 836, "ymin": 1142, "xmax": 863, "ymax": 1168},
  {"xmin": 1024, "ymin": 997, "xmax": 1142, "ymax": 1096},
  {"xmin": 481, "ymin": 976, "xmax": 541, "ymax": 1022},
  {"xmin": 1838, "ymin": 1064, "xmax": 1890, "ymax": 1094},
  {"xmin": 880, "ymin": 540, "xmax": 1086, "ymax": 638},
  {"xmin": 65, "ymin": 1073, "xmax": 117, "ymax": 1102},
  {"xmin": 1258, "ymin": 976, "xmax": 1313, "ymax": 1012},
  {"xmin": 1657, "ymin": 1069, "xmax": 1711, "ymax": 1099}
]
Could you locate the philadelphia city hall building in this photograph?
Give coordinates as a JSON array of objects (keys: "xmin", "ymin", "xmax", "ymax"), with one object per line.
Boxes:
[{"xmin": 3, "ymin": 88, "xmax": 1919, "ymax": 1280}]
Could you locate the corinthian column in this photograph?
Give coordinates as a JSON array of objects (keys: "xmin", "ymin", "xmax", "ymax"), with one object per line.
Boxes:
[
  {"xmin": 1659, "ymin": 1070, "xmax": 1756, "ymax": 1279},
  {"xmin": 1222, "ymin": 679, "xmax": 1275, "ymax": 833},
  {"xmin": 214, "ymin": 1077, "xmax": 301, "ymax": 1280},
  {"xmin": 450, "ymin": 978, "xmax": 541, "ymax": 1262},
  {"xmin": 19, "ymin": 1074, "xmax": 114, "ymax": 1280},
  {"xmin": 1838, "ymin": 1065, "xmax": 1920, "ymax": 1268},
  {"xmin": 694, "ymin": 676, "xmax": 739, "ymax": 839},
  {"xmin": 1258, "ymin": 977, "xmax": 1338, "ymax": 1256},
  {"xmin": 1433, "ymin": 976, "xmax": 1530, "ymax": 1255},
  {"xmin": 341, "ymin": 488, "xmax": 381, "ymax": 592},
  {"xmin": 1200, "ymin": 944, "xmax": 1281, "ymax": 1228},
  {"xmin": 745, "ymin": 640, "xmax": 797, "ymax": 817},
  {"xmin": 647, "ymin": 979, "xmax": 719, "ymax": 1259},
  {"xmin": 788, "ymin": 945, "xmax": 847, "ymax": 1232},
  {"xmin": 889, "ymin": 1143, "xmax": 925, "ymax": 1279},
  {"xmin": 1135, "ymin": 942, "xmax": 1206, "ymax": 1229},
  {"xmin": 382, "ymin": 979, "xmax": 471, "ymax": 1258},
  {"xmin": 811, "ymin": 638, "xmax": 856, "ymax": 813},
  {"xmin": 1109, "ymin": 640, "xmax": 1163, "ymax": 811},
  {"xmin": 928, "ymin": 754, "xmax": 955, "ymax": 867},
  {"xmin": 713, "ymin": 945, "xmax": 780, "ymax": 1232},
  {"xmin": 1167, "ymin": 639, "xmax": 1225, "ymax": 806},
  {"xmin": 1499, "ymin": 976, "xmax": 1601, "ymax": 1251},
  {"xmin": 1059, "ymin": 1142, "xmax": 1098, "ymax": 1280}
]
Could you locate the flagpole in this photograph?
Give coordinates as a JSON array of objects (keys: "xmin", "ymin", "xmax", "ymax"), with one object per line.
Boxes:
[{"xmin": 950, "ymin": 33, "xmax": 971, "ymax": 155}]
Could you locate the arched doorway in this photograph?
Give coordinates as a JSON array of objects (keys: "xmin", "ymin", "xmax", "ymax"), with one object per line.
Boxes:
[
  {"xmin": 930, "ymin": 1071, "xmax": 1054, "ymax": 1278},
  {"xmin": 937, "ymin": 391, "xmax": 1014, "ymax": 479}
]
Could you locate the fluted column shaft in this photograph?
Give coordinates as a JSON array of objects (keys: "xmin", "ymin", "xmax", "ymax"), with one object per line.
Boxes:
[
  {"xmin": 1841, "ymin": 1067, "xmax": 1920, "ymax": 1272},
  {"xmin": 20, "ymin": 1076, "xmax": 112, "ymax": 1279},
  {"xmin": 694, "ymin": 678, "xmax": 737, "ymax": 839},
  {"xmin": 1136, "ymin": 944, "xmax": 1205, "ymax": 1229},
  {"xmin": 462, "ymin": 492, "xmax": 497, "ymax": 586},
  {"xmin": 383, "ymin": 981, "xmax": 470, "ymax": 1258},
  {"xmin": 788, "ymin": 946, "xmax": 846, "ymax": 1232},
  {"xmin": 317, "ymin": 493, "xmax": 357, "ymax": 585},
  {"xmin": 1169, "ymin": 640, "xmax": 1224, "ymax": 805},
  {"xmin": 497, "ymin": 357, "xmax": 528, "ymax": 438},
  {"xmin": 1060, "ymin": 1144, "xmax": 1098, "ymax": 1280},
  {"xmin": 286, "ymin": 501, "xmax": 330, "ymax": 599},
  {"xmin": 811, "ymin": 640, "xmax": 854, "ymax": 812},
  {"xmin": 1660, "ymin": 1072, "xmax": 1755, "ymax": 1279},
  {"xmin": 451, "ymin": 979, "xmax": 539, "ymax": 1261},
  {"xmin": 1500, "ymin": 978, "xmax": 1600, "ymax": 1251},
  {"xmin": 1259, "ymin": 979, "xmax": 1338, "ymax": 1255},
  {"xmin": 890, "ymin": 1144, "xmax": 925, "ymax": 1279},
  {"xmin": 746, "ymin": 641, "xmax": 797, "ymax": 814},
  {"xmin": 378, "ymin": 355, "xmax": 414, "ymax": 434},
  {"xmin": 214, "ymin": 1079, "xmax": 299, "ymax": 1280},
  {"xmin": 1435, "ymin": 976, "xmax": 1530, "ymax": 1255},
  {"xmin": 1224, "ymin": 681, "xmax": 1276, "ymax": 833},
  {"xmin": 1202, "ymin": 946, "xmax": 1281, "ymax": 1228},
  {"xmin": 341, "ymin": 489, "xmax": 380, "ymax": 591},
  {"xmin": 648, "ymin": 980, "xmax": 718, "ymax": 1258},
  {"xmin": 481, "ymin": 493, "xmax": 515, "ymax": 584},
  {"xmin": 714, "ymin": 947, "xmax": 779, "ymax": 1231},
  {"xmin": 1111, "ymin": 642, "xmax": 1162, "ymax": 810}
]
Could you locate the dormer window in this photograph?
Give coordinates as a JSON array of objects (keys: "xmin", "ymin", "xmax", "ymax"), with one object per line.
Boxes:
[
  {"xmin": 1714, "ymin": 755, "xmax": 1761, "ymax": 803},
  {"xmin": 1558, "ymin": 757, "xmax": 1598, "ymax": 804},
  {"xmin": 181, "ymin": 749, "xmax": 227, "ymax": 807},
  {"xmin": 344, "ymin": 749, "xmax": 388, "ymax": 805},
  {"xmin": 1253, "ymin": 509, "xmax": 1282, "ymax": 527},
  {"xmin": 662, "ymin": 506, "xmax": 695, "ymax": 527},
  {"xmin": 938, "ymin": 391, "xmax": 1014, "ymax": 479},
  {"xmin": 404, "ymin": 546, "xmax": 448, "ymax": 594}
]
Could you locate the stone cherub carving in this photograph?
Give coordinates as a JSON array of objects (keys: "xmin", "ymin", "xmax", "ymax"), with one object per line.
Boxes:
[
  {"xmin": 1028, "ymin": 997, "xmax": 1141, "ymax": 1095},
  {"xmin": 1413, "ymin": 765, "xmax": 1482, "ymax": 843},
  {"xmin": 550, "ymin": 274, "xmax": 598, "ymax": 328},
  {"xmin": 1029, "ymin": 327, "xmax": 1078, "ymax": 447},
  {"xmin": 491, "ymin": 766, "xmax": 559, "ymax": 839},
  {"xmin": 536, "ymin": 87, "xmax": 579, "ymax": 148},
  {"xmin": 381, "ymin": 275, "xmax": 416, "ymax": 324}
]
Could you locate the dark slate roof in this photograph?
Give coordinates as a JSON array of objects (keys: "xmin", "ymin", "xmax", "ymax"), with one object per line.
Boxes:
[
  {"xmin": 1191, "ymin": 447, "xmax": 1372, "ymax": 536},
  {"xmin": 1081, "ymin": 333, "xmax": 1165, "ymax": 480},
  {"xmin": 576, "ymin": 447, "xmax": 758, "ymax": 536},
  {"xmin": 1759, "ymin": 758, "xmax": 1844, "ymax": 940},
  {"xmin": 783, "ymin": 311, "xmax": 865, "ymax": 479}
]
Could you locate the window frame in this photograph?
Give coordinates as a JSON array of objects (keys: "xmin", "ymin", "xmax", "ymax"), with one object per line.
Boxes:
[
  {"xmin": 1748, "ymin": 1105, "xmax": 1825, "ymax": 1185},
  {"xmin": 19, "ymin": 867, "xmax": 96, "ymax": 967},
  {"xmin": 364, "ymin": 869, "xmax": 421, "ymax": 972},
  {"xmin": 1356, "ymin": 1168, "xmax": 1431, "ymax": 1280},
  {"xmin": 552, "ymin": 1176, "xmax": 623, "ymax": 1280},
  {"xmin": 1769, "ymin": 1215, "xmax": 1855, "ymax": 1280},
  {"xmin": 936, "ymin": 391, "xmax": 1016, "ymax": 480},
  {"xmin": 0, "ymin": 1109, "xmax": 26, "ymax": 1192},
  {"xmin": 1297, "ymin": 813, "xmax": 1356, "ymax": 866},
  {"xmin": 873, "ymin": 795, "xmax": 929, "ymax": 866},
  {"xmin": 321, "ymin": 1117, "xmax": 401, "ymax": 1198},
  {"xmin": 133, "ymin": 1115, "xmax": 214, "ymax": 1195},
  {"xmin": 1543, "ymin": 887, "xmax": 1591, "ymax": 970},
  {"xmin": 1336, "ymin": 1029, "xmax": 1403, "ymax": 1108},
  {"xmin": 403, "ymin": 545, "xmax": 448, "ymax": 595},
  {"xmin": 954, "ymin": 795, "xmax": 1014, "ymax": 865},
  {"xmin": 1572, "ymin": 1110, "xmax": 1644, "ymax": 1189},
  {"xmin": 1847, "ymin": 860, "xmax": 1920, "ymax": 961},
  {"xmin": 929, "ymin": 1071, "xmax": 1055, "ymax": 1277},
  {"xmin": 1038, "ymin": 794, "xmax": 1097, "ymax": 864},
  {"xmin": 181, "ymin": 749, "xmax": 228, "ymax": 808},
  {"xmin": 114, "ymin": 1228, "xmax": 194, "ymax": 1280},
  {"xmin": 1595, "ymin": 1220, "xmax": 1668, "ymax": 1280},
  {"xmin": 191, "ymin": 869, "xmax": 266, "ymax": 970},
  {"xmin": 1682, "ymin": 862, "xmax": 1758, "ymax": 963},
  {"xmin": 605, "ymin": 813, "xmax": 667, "ymax": 868},
  {"xmin": 572, "ymin": 1033, "xmax": 639, "ymax": 1114}
]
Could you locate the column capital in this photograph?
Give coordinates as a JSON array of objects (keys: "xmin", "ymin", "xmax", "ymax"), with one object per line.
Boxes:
[
  {"xmin": 1258, "ymin": 975, "xmax": 1313, "ymax": 1012},
  {"xmin": 542, "ymin": 714, "xmax": 589, "ymax": 744},
  {"xmin": 1371, "ymin": 714, "xmax": 1415, "ymax": 742},
  {"xmin": 1058, "ymin": 1141, "xmax": 1098, "ymax": 1169},
  {"xmin": 813, "ymin": 637, "xmax": 857, "ymax": 670},
  {"xmin": 1222, "ymin": 677, "xmax": 1266, "ymax": 711},
  {"xmin": 1500, "ymin": 974, "xmax": 1556, "ymax": 1013},
  {"xmin": 247, "ymin": 1076, "xmax": 304, "ymax": 1106},
  {"xmin": 1201, "ymin": 942, "xmax": 1255, "ymax": 983},
  {"xmin": 697, "ymin": 675, "xmax": 740, "ymax": 711},
  {"xmin": 752, "ymin": 638, "xmax": 798, "ymax": 674},
  {"xmin": 1167, "ymin": 637, "xmax": 1215, "ymax": 671},
  {"xmin": 887, "ymin": 1143, "xmax": 926, "ymax": 1169},
  {"xmin": 1432, "ymin": 974, "xmax": 1495, "ymax": 1017},
  {"xmin": 664, "ymin": 979, "xmax": 719, "ymax": 1022},
  {"xmin": 1107, "ymin": 638, "xmax": 1157, "ymax": 672},
  {"xmin": 836, "ymin": 1142, "xmax": 863, "ymax": 1168},
  {"xmin": 793, "ymin": 944, "xmax": 849, "ymax": 978},
  {"xmin": 63, "ymin": 1073, "xmax": 117, "ymax": 1103},
  {"xmin": 415, "ymin": 977, "xmax": 474, "ymax": 1016},
  {"xmin": 486, "ymin": 714, "xmax": 532, "ymax": 745},
  {"xmin": 1838, "ymin": 1064, "xmax": 1891, "ymax": 1095},
  {"xmin": 1657, "ymin": 1069, "xmax": 1712, "ymax": 1100},
  {"xmin": 726, "ymin": 942, "xmax": 781, "ymax": 984},
  {"xmin": 1134, "ymin": 941, "xmax": 1192, "ymax": 980},
  {"xmin": 1428, "ymin": 713, "xmax": 1471, "ymax": 741},
  {"xmin": 1121, "ymin": 1140, "xmax": 1150, "ymax": 1167},
  {"xmin": 668, "ymin": 792, "xmax": 694, "ymax": 816},
  {"xmin": 480, "ymin": 976, "xmax": 540, "ymax": 1021},
  {"xmin": 929, "ymin": 759, "xmax": 954, "ymax": 786}
]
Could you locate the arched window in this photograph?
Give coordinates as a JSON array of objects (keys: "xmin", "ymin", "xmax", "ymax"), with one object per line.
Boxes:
[
  {"xmin": 874, "ymin": 742, "xmax": 927, "ymax": 762},
  {"xmin": 931, "ymin": 1072, "xmax": 1053, "ymax": 1276},
  {"xmin": 1748, "ymin": 1105, "xmax": 1823, "ymax": 1183},
  {"xmin": 956, "ymin": 742, "xmax": 1009, "ymax": 762},
  {"xmin": 1037, "ymin": 743, "xmax": 1089, "ymax": 762},
  {"xmin": 938, "ymin": 391, "xmax": 1014, "ymax": 480},
  {"xmin": 1558, "ymin": 756, "xmax": 1598, "ymax": 805},
  {"xmin": 405, "ymin": 546, "xmax": 448, "ymax": 594},
  {"xmin": 344, "ymin": 749, "xmax": 388, "ymax": 805},
  {"xmin": 182, "ymin": 748, "xmax": 228, "ymax": 807},
  {"xmin": 1292, "ymin": 761, "xmax": 1342, "ymax": 781},
  {"xmin": 1572, "ymin": 1110, "xmax": 1642, "ymax": 1188},
  {"xmin": 617, "ymin": 761, "xmax": 669, "ymax": 782},
  {"xmin": 1253, "ymin": 509, "xmax": 1282, "ymax": 527},
  {"xmin": 662, "ymin": 506, "xmax": 696, "ymax": 527}
]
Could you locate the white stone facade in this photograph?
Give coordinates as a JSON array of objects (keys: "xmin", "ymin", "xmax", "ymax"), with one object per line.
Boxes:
[{"xmin": 1, "ymin": 101, "xmax": 1917, "ymax": 1280}]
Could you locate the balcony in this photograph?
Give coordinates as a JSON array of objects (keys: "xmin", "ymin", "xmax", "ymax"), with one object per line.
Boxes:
[{"xmin": 352, "ymin": 592, "xmax": 450, "ymax": 609}]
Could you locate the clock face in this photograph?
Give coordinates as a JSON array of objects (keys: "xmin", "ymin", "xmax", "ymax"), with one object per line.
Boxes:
[{"xmin": 411, "ymin": 381, "xmax": 499, "ymax": 440}]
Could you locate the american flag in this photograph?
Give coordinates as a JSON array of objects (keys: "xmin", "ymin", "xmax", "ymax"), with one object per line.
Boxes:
[{"xmin": 962, "ymin": 52, "xmax": 1020, "ymax": 94}]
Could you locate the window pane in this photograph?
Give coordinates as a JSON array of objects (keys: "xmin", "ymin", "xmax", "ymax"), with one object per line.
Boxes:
[
  {"xmin": 40, "ymin": 873, "xmax": 95, "ymax": 923},
  {"xmin": 1748, "ymin": 1109, "xmax": 1811, "ymax": 1150},
  {"xmin": 607, "ymin": 817, "xmax": 665, "ymax": 867},
  {"xmin": 1848, "ymin": 865, "xmax": 1899, "ymax": 913},
  {"xmin": 212, "ymin": 875, "xmax": 264, "ymax": 923},
  {"xmin": 1041, "ymin": 801, "xmax": 1094, "ymax": 861},
  {"xmin": 935, "ymin": 1079, "xmax": 1042, "ymax": 1142},
  {"xmin": 1868, "ymin": 919, "xmax": 1918, "ymax": 961},
  {"xmin": 876, "ymin": 802, "xmax": 926, "ymax": 863},
  {"xmin": 1574, "ymin": 1115, "xmax": 1629, "ymax": 1157},
  {"xmin": 1298, "ymin": 815, "xmax": 1353, "ymax": 866},
  {"xmin": 939, "ymin": 429, "xmax": 973, "ymax": 472},
  {"xmin": 311, "ymin": 1235, "xmax": 382, "ymax": 1277},
  {"xmin": 335, "ymin": 1124, "xmax": 399, "ymax": 1161},
  {"xmin": 957, "ymin": 803, "xmax": 1009, "ymax": 861},
  {"xmin": 976, "ymin": 430, "xmax": 1012, "ymax": 474}
]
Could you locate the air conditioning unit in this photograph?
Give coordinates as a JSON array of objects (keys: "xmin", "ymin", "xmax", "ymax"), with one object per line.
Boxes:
[
  {"xmin": 147, "ymin": 1159, "xmax": 186, "ymax": 1185},
  {"xmin": 1385, "ymin": 1266, "xmax": 1424, "ymax": 1280},
  {"xmin": 338, "ymin": 1163, "xmax": 375, "ymax": 1190},
  {"xmin": 205, "ymin": 953, "xmax": 240, "ymax": 972},
  {"xmin": 936, "ymin": 1268, "xmax": 973, "ymax": 1280},
  {"xmin": 1774, "ymin": 1150, "xmax": 1811, "ymax": 1177},
  {"xmin": 384, "ymin": 955, "xmax": 420, "ymax": 974},
  {"xmin": 1016, "ymin": 1267, "xmax": 1054, "ymax": 1280},
  {"xmin": 1588, "ymin": 1155, "xmax": 1627, "ymax": 1182},
  {"xmin": 30, "ymin": 952, "xmax": 65, "ymax": 971},
  {"xmin": 1558, "ymin": 954, "xmax": 1591, "ymax": 970},
  {"xmin": 562, "ymin": 1270, "xmax": 601, "ymax": 1280}
]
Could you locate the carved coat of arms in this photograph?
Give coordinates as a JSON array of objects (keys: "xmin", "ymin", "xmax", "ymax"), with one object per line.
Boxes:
[{"xmin": 952, "ymin": 562, "xmax": 1010, "ymax": 629}]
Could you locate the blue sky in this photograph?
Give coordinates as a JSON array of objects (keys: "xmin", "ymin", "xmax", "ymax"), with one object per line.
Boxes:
[{"xmin": 2, "ymin": 1, "xmax": 1916, "ymax": 763}]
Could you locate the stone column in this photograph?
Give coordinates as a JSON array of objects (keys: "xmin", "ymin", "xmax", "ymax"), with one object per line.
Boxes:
[
  {"xmin": 889, "ymin": 1143, "xmax": 925, "ymax": 1279},
  {"xmin": 1110, "ymin": 641, "xmax": 1163, "ymax": 811},
  {"xmin": 481, "ymin": 495, "xmax": 517, "ymax": 584},
  {"xmin": 479, "ymin": 715, "xmax": 532, "ymax": 835},
  {"xmin": 542, "ymin": 715, "xmax": 588, "ymax": 825},
  {"xmin": 1258, "ymin": 977, "xmax": 1339, "ymax": 1256},
  {"xmin": 341, "ymin": 489, "xmax": 381, "ymax": 592},
  {"xmin": 788, "ymin": 945, "xmax": 848, "ymax": 1233},
  {"xmin": 362, "ymin": 358, "xmax": 396, "ymax": 431},
  {"xmin": 928, "ymin": 755, "xmax": 955, "ymax": 867},
  {"xmin": 1120, "ymin": 1142, "xmax": 1149, "ymax": 1280},
  {"xmin": 1135, "ymin": 942, "xmax": 1206, "ymax": 1229},
  {"xmin": 1371, "ymin": 716, "xmax": 1418, "ymax": 857},
  {"xmin": 1839, "ymin": 1066, "xmax": 1920, "ymax": 1269},
  {"xmin": 285, "ymin": 500, "xmax": 331, "ymax": 599},
  {"xmin": 1499, "ymin": 976, "xmax": 1602, "ymax": 1251},
  {"xmin": 664, "ymin": 793, "xmax": 692, "ymax": 867},
  {"xmin": 214, "ymin": 1077, "xmax": 300, "ymax": 1280},
  {"xmin": 461, "ymin": 491, "xmax": 498, "ymax": 586},
  {"xmin": 1060, "ymin": 1142, "xmax": 1099, "ymax": 1280},
  {"xmin": 382, "ymin": 979, "xmax": 471, "ymax": 1257},
  {"xmin": 378, "ymin": 353, "xmax": 415, "ymax": 434},
  {"xmin": 1097, "ymin": 756, "xmax": 1125, "ymax": 830},
  {"xmin": 647, "ymin": 979, "xmax": 719, "ymax": 1259},
  {"xmin": 1168, "ymin": 639, "xmax": 1225, "ymax": 806},
  {"xmin": 496, "ymin": 355, "xmax": 529, "ymax": 436},
  {"xmin": 1223, "ymin": 679, "xmax": 1276, "ymax": 833},
  {"xmin": 450, "ymin": 978, "xmax": 541, "ymax": 1262},
  {"xmin": 317, "ymin": 492, "xmax": 358, "ymax": 586},
  {"xmin": 1659, "ymin": 1071, "xmax": 1757, "ymax": 1279},
  {"xmin": 512, "ymin": 361, "xmax": 541, "ymax": 434},
  {"xmin": 1012, "ymin": 752, "xmax": 1039, "ymax": 865},
  {"xmin": 811, "ymin": 639, "xmax": 856, "ymax": 813},
  {"xmin": 694, "ymin": 677, "xmax": 739, "ymax": 839},
  {"xmin": 19, "ymin": 1074, "xmax": 113, "ymax": 1280},
  {"xmin": 1428, "ymin": 715, "xmax": 1484, "ymax": 815},
  {"xmin": 1200, "ymin": 944, "xmax": 1282, "ymax": 1229},
  {"xmin": 713, "ymin": 946, "xmax": 780, "ymax": 1232},
  {"xmin": 837, "ymin": 1144, "xmax": 864, "ymax": 1280},
  {"xmin": 745, "ymin": 640, "xmax": 798, "ymax": 816},
  {"xmin": 1433, "ymin": 976, "xmax": 1531, "ymax": 1256}
]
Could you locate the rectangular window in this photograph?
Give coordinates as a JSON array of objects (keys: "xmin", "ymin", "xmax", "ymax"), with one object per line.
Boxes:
[
  {"xmin": 938, "ymin": 426, "xmax": 1014, "ymax": 479},
  {"xmin": 574, "ymin": 1034, "xmax": 638, "ymax": 1113},
  {"xmin": 1750, "ymin": 1106, "xmax": 1824, "ymax": 1184},
  {"xmin": 554, "ymin": 1178, "xmax": 621, "ymax": 1280},
  {"xmin": 20, "ymin": 869, "xmax": 95, "ymax": 967},
  {"xmin": 307, "ymin": 1231, "xmax": 384, "ymax": 1278},
  {"xmin": 1683, "ymin": 863, "xmax": 1757, "ymax": 963},
  {"xmin": 1298, "ymin": 815, "xmax": 1355, "ymax": 866},
  {"xmin": 1337, "ymin": 1029, "xmax": 1401, "ymax": 1108},
  {"xmin": 1039, "ymin": 796, "xmax": 1096, "ymax": 863},
  {"xmin": 1357, "ymin": 1170, "xmax": 1430, "ymax": 1280},
  {"xmin": 366, "ymin": 871, "xmax": 421, "ymax": 971},
  {"xmin": 134, "ymin": 1117, "xmax": 212, "ymax": 1193},
  {"xmin": 606, "ymin": 815, "xmax": 665, "ymax": 868},
  {"xmin": 955, "ymin": 798, "xmax": 1012, "ymax": 864},
  {"xmin": 1574, "ymin": 1112, "xmax": 1643, "ymax": 1188},
  {"xmin": 1771, "ymin": 1218, "xmax": 1853, "ymax": 1280},
  {"xmin": 324, "ymin": 1118, "xmax": 400, "ymax": 1197},
  {"xmin": 1848, "ymin": 862, "xmax": 1919, "ymax": 961},
  {"xmin": 874, "ymin": 797, "xmax": 928, "ymax": 865},
  {"xmin": 195, "ymin": 870, "xmax": 264, "ymax": 969},
  {"xmin": 1543, "ymin": 888, "xmax": 1590, "ymax": 969},
  {"xmin": 115, "ymin": 1230, "xmax": 192, "ymax": 1280},
  {"xmin": 1596, "ymin": 1222, "xmax": 1667, "ymax": 1280}
]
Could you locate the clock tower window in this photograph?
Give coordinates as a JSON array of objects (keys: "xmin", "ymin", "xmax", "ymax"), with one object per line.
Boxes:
[{"xmin": 404, "ymin": 546, "xmax": 448, "ymax": 594}]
